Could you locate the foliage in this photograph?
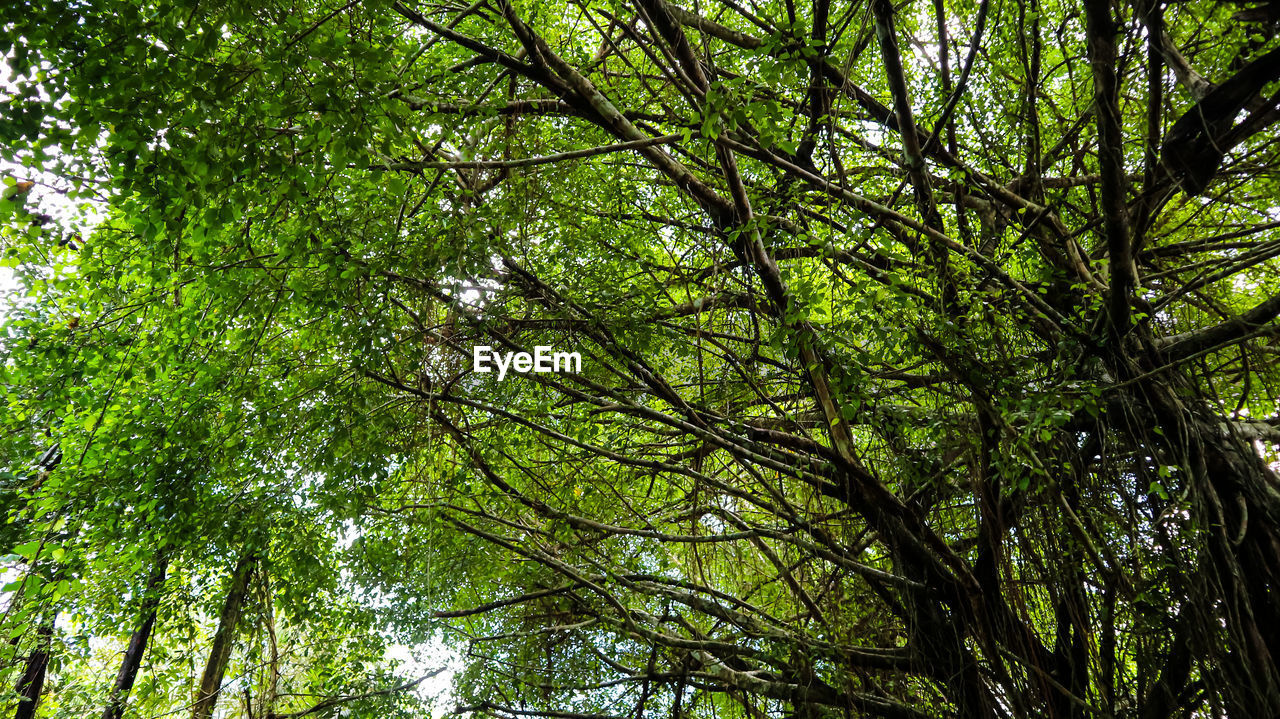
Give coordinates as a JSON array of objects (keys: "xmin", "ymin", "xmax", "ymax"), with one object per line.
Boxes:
[{"xmin": 3, "ymin": 0, "xmax": 1280, "ymax": 717}]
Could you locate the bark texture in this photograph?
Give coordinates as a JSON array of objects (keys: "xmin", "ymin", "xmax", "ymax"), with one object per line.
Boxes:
[{"xmin": 192, "ymin": 549, "xmax": 255, "ymax": 719}]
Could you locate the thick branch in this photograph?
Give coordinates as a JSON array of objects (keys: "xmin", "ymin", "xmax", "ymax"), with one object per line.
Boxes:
[
  {"xmin": 1157, "ymin": 293, "xmax": 1280, "ymax": 361},
  {"xmin": 1084, "ymin": 0, "xmax": 1133, "ymax": 339}
]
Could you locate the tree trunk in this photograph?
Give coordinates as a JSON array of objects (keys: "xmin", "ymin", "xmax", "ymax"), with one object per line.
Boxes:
[
  {"xmin": 192, "ymin": 549, "xmax": 255, "ymax": 719},
  {"xmin": 12, "ymin": 445, "xmax": 61, "ymax": 719},
  {"xmin": 13, "ymin": 616, "xmax": 53, "ymax": 719},
  {"xmin": 101, "ymin": 556, "xmax": 168, "ymax": 719}
]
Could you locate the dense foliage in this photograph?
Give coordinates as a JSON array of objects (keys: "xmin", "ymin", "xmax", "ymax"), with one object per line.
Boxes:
[{"xmin": 3, "ymin": 0, "xmax": 1280, "ymax": 717}]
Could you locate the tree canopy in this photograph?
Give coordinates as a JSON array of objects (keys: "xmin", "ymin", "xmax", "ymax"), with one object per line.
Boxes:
[{"xmin": 3, "ymin": 0, "xmax": 1280, "ymax": 717}]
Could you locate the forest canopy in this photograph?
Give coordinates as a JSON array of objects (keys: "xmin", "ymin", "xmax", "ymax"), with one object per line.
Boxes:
[{"xmin": 3, "ymin": 0, "xmax": 1280, "ymax": 717}]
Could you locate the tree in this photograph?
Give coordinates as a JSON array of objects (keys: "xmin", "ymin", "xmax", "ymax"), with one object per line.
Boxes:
[
  {"xmin": 192, "ymin": 549, "xmax": 254, "ymax": 719},
  {"xmin": 100, "ymin": 555, "xmax": 166, "ymax": 719},
  {"xmin": 3, "ymin": 0, "xmax": 1280, "ymax": 717}
]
